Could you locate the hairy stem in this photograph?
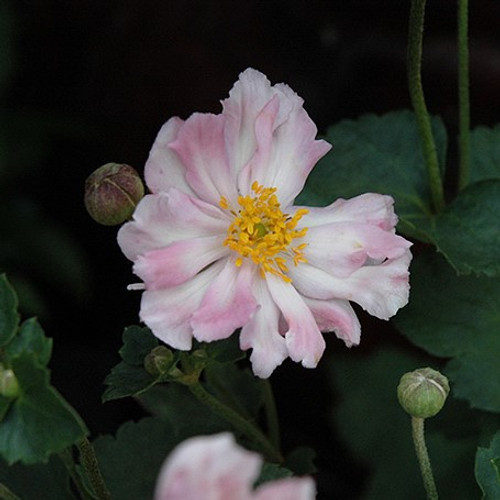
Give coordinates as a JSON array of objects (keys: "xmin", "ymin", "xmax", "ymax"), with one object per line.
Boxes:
[
  {"xmin": 457, "ymin": 0, "xmax": 470, "ymax": 190},
  {"xmin": 262, "ymin": 379, "xmax": 281, "ymax": 450},
  {"xmin": 411, "ymin": 417, "xmax": 439, "ymax": 500},
  {"xmin": 188, "ymin": 381, "xmax": 283, "ymax": 463},
  {"xmin": 77, "ymin": 437, "xmax": 111, "ymax": 500},
  {"xmin": 408, "ymin": 0, "xmax": 445, "ymax": 212},
  {"xmin": 0, "ymin": 483, "xmax": 21, "ymax": 500}
]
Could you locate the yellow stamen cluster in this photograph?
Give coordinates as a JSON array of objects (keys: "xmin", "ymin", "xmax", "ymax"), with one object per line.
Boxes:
[{"xmin": 220, "ymin": 181, "xmax": 309, "ymax": 282}]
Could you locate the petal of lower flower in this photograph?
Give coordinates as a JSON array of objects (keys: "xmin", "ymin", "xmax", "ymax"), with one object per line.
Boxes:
[
  {"xmin": 303, "ymin": 297, "xmax": 361, "ymax": 347},
  {"xmin": 239, "ymin": 279, "xmax": 288, "ymax": 378},
  {"xmin": 133, "ymin": 236, "xmax": 227, "ymax": 289},
  {"xmin": 266, "ymin": 274, "xmax": 326, "ymax": 369},
  {"xmin": 139, "ymin": 263, "xmax": 223, "ymax": 350},
  {"xmin": 191, "ymin": 260, "xmax": 258, "ymax": 342}
]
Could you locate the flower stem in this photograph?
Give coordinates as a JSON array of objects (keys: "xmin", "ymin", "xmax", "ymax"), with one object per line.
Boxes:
[
  {"xmin": 407, "ymin": 0, "xmax": 445, "ymax": 213},
  {"xmin": 0, "ymin": 483, "xmax": 21, "ymax": 500},
  {"xmin": 261, "ymin": 379, "xmax": 281, "ymax": 450},
  {"xmin": 77, "ymin": 437, "xmax": 111, "ymax": 500},
  {"xmin": 411, "ymin": 417, "xmax": 439, "ymax": 500},
  {"xmin": 457, "ymin": 0, "xmax": 470, "ymax": 191},
  {"xmin": 59, "ymin": 448, "xmax": 95, "ymax": 500},
  {"xmin": 188, "ymin": 381, "xmax": 283, "ymax": 463}
]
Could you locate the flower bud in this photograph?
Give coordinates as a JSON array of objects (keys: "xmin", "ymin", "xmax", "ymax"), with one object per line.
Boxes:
[
  {"xmin": 84, "ymin": 163, "xmax": 144, "ymax": 225},
  {"xmin": 144, "ymin": 346, "xmax": 175, "ymax": 376},
  {"xmin": 397, "ymin": 367, "xmax": 449, "ymax": 418},
  {"xmin": 0, "ymin": 365, "xmax": 20, "ymax": 399}
]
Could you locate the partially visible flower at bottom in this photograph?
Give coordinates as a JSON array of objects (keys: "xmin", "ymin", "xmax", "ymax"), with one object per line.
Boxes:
[{"xmin": 154, "ymin": 433, "xmax": 315, "ymax": 500}]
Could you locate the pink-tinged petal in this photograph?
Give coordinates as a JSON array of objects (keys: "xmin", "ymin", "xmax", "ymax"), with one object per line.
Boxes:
[
  {"xmin": 255, "ymin": 477, "xmax": 316, "ymax": 500},
  {"xmin": 304, "ymin": 221, "xmax": 412, "ymax": 278},
  {"xmin": 191, "ymin": 260, "xmax": 258, "ymax": 342},
  {"xmin": 240, "ymin": 279, "xmax": 288, "ymax": 378},
  {"xmin": 139, "ymin": 263, "xmax": 223, "ymax": 350},
  {"xmin": 303, "ymin": 297, "xmax": 361, "ymax": 347},
  {"xmin": 169, "ymin": 113, "xmax": 237, "ymax": 206},
  {"xmin": 144, "ymin": 117, "xmax": 193, "ymax": 195},
  {"xmin": 303, "ymin": 193, "xmax": 398, "ymax": 231},
  {"xmin": 154, "ymin": 433, "xmax": 260, "ymax": 500},
  {"xmin": 291, "ymin": 251, "xmax": 412, "ymax": 320},
  {"xmin": 117, "ymin": 188, "xmax": 228, "ymax": 261},
  {"xmin": 133, "ymin": 236, "xmax": 227, "ymax": 289},
  {"xmin": 266, "ymin": 274, "xmax": 326, "ymax": 369}
]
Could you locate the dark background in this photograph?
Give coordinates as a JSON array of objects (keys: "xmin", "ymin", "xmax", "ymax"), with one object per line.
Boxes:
[{"xmin": 2, "ymin": 1, "xmax": 499, "ymax": 498}]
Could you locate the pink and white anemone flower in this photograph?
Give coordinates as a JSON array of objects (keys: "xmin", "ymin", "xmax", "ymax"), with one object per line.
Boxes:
[
  {"xmin": 118, "ymin": 68, "xmax": 412, "ymax": 378},
  {"xmin": 154, "ymin": 433, "xmax": 315, "ymax": 500}
]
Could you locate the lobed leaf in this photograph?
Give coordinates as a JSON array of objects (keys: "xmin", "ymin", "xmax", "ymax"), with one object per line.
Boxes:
[{"xmin": 475, "ymin": 431, "xmax": 500, "ymax": 499}]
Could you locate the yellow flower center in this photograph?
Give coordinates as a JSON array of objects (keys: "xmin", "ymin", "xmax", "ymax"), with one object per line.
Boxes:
[{"xmin": 220, "ymin": 181, "xmax": 309, "ymax": 282}]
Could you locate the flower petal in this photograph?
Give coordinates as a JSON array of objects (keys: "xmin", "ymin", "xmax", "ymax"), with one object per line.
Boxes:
[
  {"xmin": 169, "ymin": 113, "xmax": 237, "ymax": 206},
  {"xmin": 133, "ymin": 236, "xmax": 227, "ymax": 289},
  {"xmin": 139, "ymin": 263, "xmax": 223, "ymax": 350},
  {"xmin": 304, "ymin": 221, "xmax": 412, "ymax": 278},
  {"xmin": 239, "ymin": 278, "xmax": 288, "ymax": 378},
  {"xmin": 266, "ymin": 274, "xmax": 326, "ymax": 369},
  {"xmin": 144, "ymin": 117, "xmax": 193, "ymax": 195},
  {"xmin": 303, "ymin": 297, "xmax": 361, "ymax": 347},
  {"xmin": 191, "ymin": 260, "xmax": 258, "ymax": 342},
  {"xmin": 255, "ymin": 477, "xmax": 316, "ymax": 500},
  {"xmin": 303, "ymin": 193, "xmax": 399, "ymax": 230},
  {"xmin": 154, "ymin": 433, "xmax": 260, "ymax": 500},
  {"xmin": 291, "ymin": 250, "xmax": 412, "ymax": 320},
  {"xmin": 117, "ymin": 188, "xmax": 228, "ymax": 261}
]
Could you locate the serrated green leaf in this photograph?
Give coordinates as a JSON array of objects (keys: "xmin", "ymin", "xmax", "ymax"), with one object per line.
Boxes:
[
  {"xmin": 429, "ymin": 180, "xmax": 500, "ymax": 277},
  {"xmin": 137, "ymin": 384, "xmax": 232, "ymax": 437},
  {"xmin": 297, "ymin": 110, "xmax": 447, "ymax": 240},
  {"xmin": 0, "ymin": 274, "xmax": 19, "ymax": 346},
  {"xmin": 0, "ymin": 353, "xmax": 87, "ymax": 464},
  {"xmin": 0, "ymin": 456, "xmax": 76, "ymax": 500},
  {"xmin": 329, "ymin": 348, "xmax": 479, "ymax": 499},
  {"xmin": 470, "ymin": 125, "xmax": 500, "ymax": 183},
  {"xmin": 475, "ymin": 431, "xmax": 500, "ymax": 499},
  {"xmin": 103, "ymin": 325, "xmax": 160, "ymax": 401},
  {"xmin": 4, "ymin": 317, "xmax": 52, "ymax": 366},
  {"xmin": 255, "ymin": 462, "xmax": 293, "ymax": 486},
  {"xmin": 394, "ymin": 252, "xmax": 500, "ymax": 412},
  {"xmin": 203, "ymin": 334, "xmax": 246, "ymax": 364},
  {"xmin": 93, "ymin": 417, "xmax": 179, "ymax": 500}
]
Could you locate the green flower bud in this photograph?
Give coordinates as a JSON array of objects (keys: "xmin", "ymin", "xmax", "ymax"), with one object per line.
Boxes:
[
  {"xmin": 397, "ymin": 367, "xmax": 449, "ymax": 418},
  {"xmin": 0, "ymin": 366, "xmax": 20, "ymax": 398},
  {"xmin": 84, "ymin": 163, "xmax": 144, "ymax": 226},
  {"xmin": 144, "ymin": 346, "xmax": 175, "ymax": 376}
]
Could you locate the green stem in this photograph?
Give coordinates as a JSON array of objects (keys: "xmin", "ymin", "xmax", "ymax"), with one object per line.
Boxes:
[
  {"xmin": 59, "ymin": 448, "xmax": 94, "ymax": 500},
  {"xmin": 457, "ymin": 0, "xmax": 470, "ymax": 190},
  {"xmin": 188, "ymin": 381, "xmax": 283, "ymax": 463},
  {"xmin": 408, "ymin": 0, "xmax": 445, "ymax": 213},
  {"xmin": 77, "ymin": 437, "xmax": 111, "ymax": 500},
  {"xmin": 411, "ymin": 417, "xmax": 439, "ymax": 500},
  {"xmin": 261, "ymin": 379, "xmax": 281, "ymax": 450},
  {"xmin": 0, "ymin": 483, "xmax": 21, "ymax": 500}
]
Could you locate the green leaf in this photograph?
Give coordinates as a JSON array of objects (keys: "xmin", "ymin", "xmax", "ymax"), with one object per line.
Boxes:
[
  {"xmin": 137, "ymin": 384, "xmax": 232, "ymax": 437},
  {"xmin": 255, "ymin": 462, "xmax": 293, "ymax": 486},
  {"xmin": 297, "ymin": 110, "xmax": 447, "ymax": 240},
  {"xmin": 4, "ymin": 317, "xmax": 52, "ymax": 366},
  {"xmin": 0, "ymin": 456, "xmax": 76, "ymax": 500},
  {"xmin": 470, "ymin": 125, "xmax": 500, "ymax": 183},
  {"xmin": 103, "ymin": 326, "xmax": 159, "ymax": 401},
  {"xmin": 329, "ymin": 348, "xmax": 479, "ymax": 499},
  {"xmin": 0, "ymin": 353, "xmax": 87, "ymax": 464},
  {"xmin": 476, "ymin": 431, "xmax": 500, "ymax": 499},
  {"xmin": 283, "ymin": 446, "xmax": 317, "ymax": 475},
  {"xmin": 0, "ymin": 274, "xmax": 19, "ymax": 346},
  {"xmin": 203, "ymin": 334, "xmax": 246, "ymax": 364},
  {"xmin": 428, "ymin": 180, "xmax": 500, "ymax": 277},
  {"xmin": 394, "ymin": 252, "xmax": 500, "ymax": 412},
  {"xmin": 93, "ymin": 417, "xmax": 179, "ymax": 500}
]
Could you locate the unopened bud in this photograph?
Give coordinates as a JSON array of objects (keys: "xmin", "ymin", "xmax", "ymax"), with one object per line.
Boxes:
[
  {"xmin": 397, "ymin": 367, "xmax": 449, "ymax": 418},
  {"xmin": 0, "ymin": 366, "xmax": 20, "ymax": 398},
  {"xmin": 144, "ymin": 346, "xmax": 175, "ymax": 376},
  {"xmin": 84, "ymin": 163, "xmax": 144, "ymax": 225}
]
